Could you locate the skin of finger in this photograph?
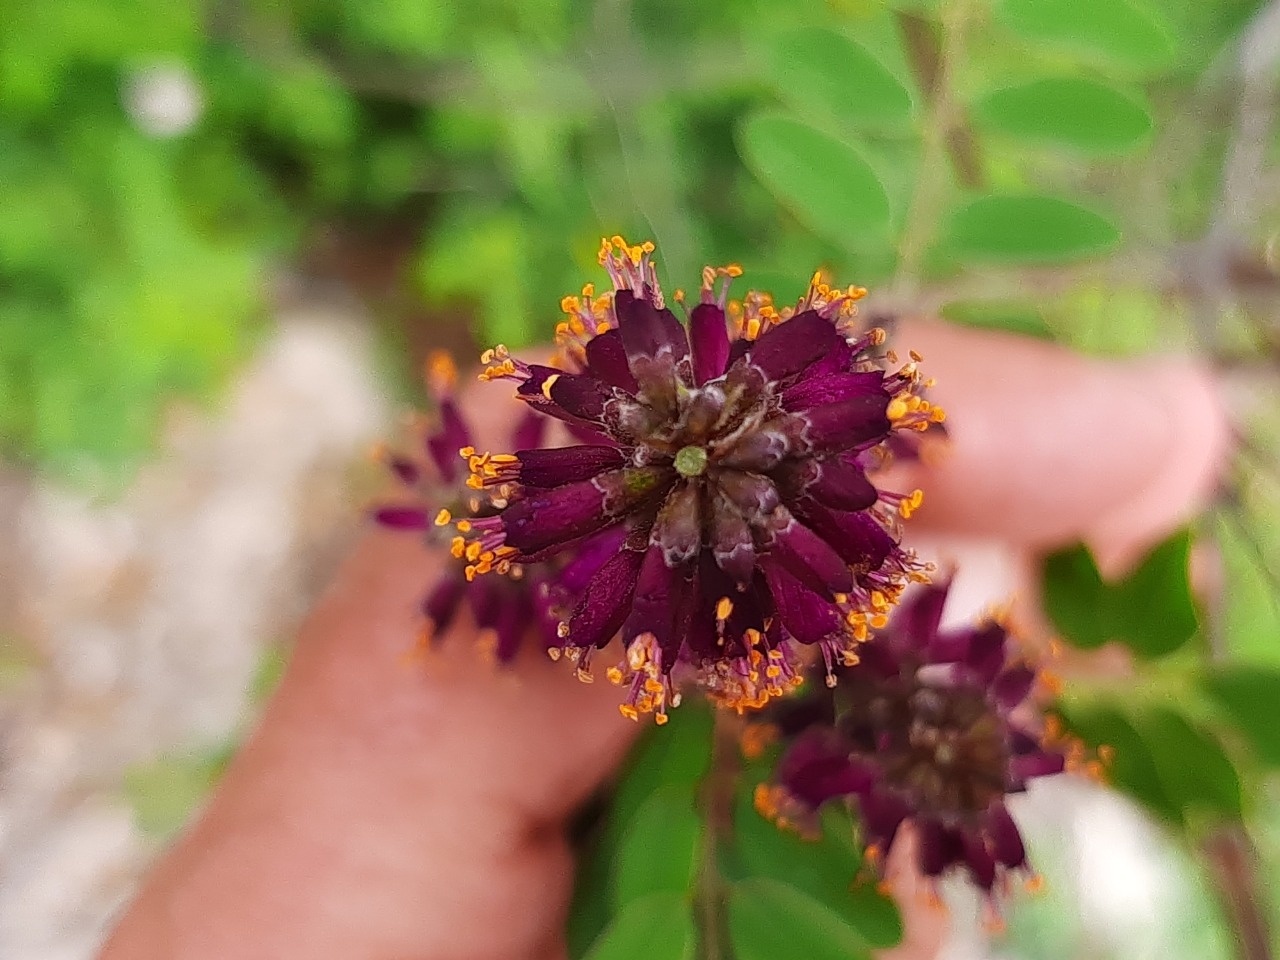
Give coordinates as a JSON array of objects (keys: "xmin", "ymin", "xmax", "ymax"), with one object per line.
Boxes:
[
  {"xmin": 100, "ymin": 529, "xmax": 638, "ymax": 960},
  {"xmin": 887, "ymin": 320, "xmax": 1230, "ymax": 573}
]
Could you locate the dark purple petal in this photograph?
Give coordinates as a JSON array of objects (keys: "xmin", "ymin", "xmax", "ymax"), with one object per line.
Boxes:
[
  {"xmin": 423, "ymin": 576, "xmax": 466, "ymax": 634},
  {"xmin": 963, "ymin": 833, "xmax": 998, "ymax": 890},
  {"xmin": 744, "ymin": 310, "xmax": 842, "ymax": 381},
  {"xmin": 803, "ymin": 336, "xmax": 856, "ymax": 378},
  {"xmin": 584, "ymin": 328, "xmax": 640, "ymax": 392},
  {"xmin": 709, "ymin": 492, "xmax": 756, "ymax": 585},
  {"xmin": 426, "ymin": 398, "xmax": 471, "ymax": 482},
  {"xmin": 652, "ymin": 481, "xmax": 702, "ymax": 566},
  {"xmin": 716, "ymin": 470, "xmax": 782, "ymax": 516},
  {"xmin": 516, "ymin": 367, "xmax": 613, "ymax": 427},
  {"xmin": 387, "ymin": 456, "xmax": 421, "ymax": 486},
  {"xmin": 986, "ymin": 803, "xmax": 1028, "ymax": 870},
  {"xmin": 769, "ymin": 517, "xmax": 854, "ymax": 595},
  {"xmin": 615, "ymin": 289, "xmax": 691, "ymax": 369},
  {"xmin": 567, "ymin": 546, "xmax": 646, "ymax": 648},
  {"xmin": 515, "ymin": 445, "xmax": 627, "ymax": 488},
  {"xmin": 1010, "ymin": 750, "xmax": 1066, "ymax": 782},
  {"xmin": 789, "ymin": 394, "xmax": 891, "ymax": 456},
  {"xmin": 623, "ymin": 544, "xmax": 696, "ymax": 664},
  {"xmin": 762, "ymin": 559, "xmax": 846, "ymax": 645},
  {"xmin": 792, "ymin": 501, "xmax": 894, "ymax": 572},
  {"xmin": 689, "ymin": 303, "xmax": 731, "ymax": 385},
  {"xmin": 917, "ymin": 819, "xmax": 963, "ymax": 877},
  {"xmin": 494, "ymin": 593, "xmax": 529, "ymax": 662},
  {"xmin": 959, "ymin": 622, "xmax": 1008, "ymax": 684},
  {"xmin": 468, "ymin": 575, "xmax": 503, "ymax": 630},
  {"xmin": 373, "ymin": 506, "xmax": 430, "ymax": 530},
  {"xmin": 557, "ymin": 526, "xmax": 629, "ymax": 592},
  {"xmin": 783, "ymin": 456, "xmax": 878, "ymax": 512},
  {"xmin": 897, "ymin": 582, "xmax": 951, "ymax": 654},
  {"xmin": 992, "ymin": 664, "xmax": 1037, "ymax": 711},
  {"xmin": 780, "ymin": 371, "xmax": 884, "ymax": 411},
  {"xmin": 858, "ymin": 790, "xmax": 909, "ymax": 849},
  {"xmin": 718, "ymin": 423, "xmax": 793, "ymax": 471},
  {"xmin": 777, "ymin": 730, "xmax": 873, "ymax": 809},
  {"xmin": 502, "ymin": 466, "xmax": 671, "ymax": 557},
  {"xmin": 510, "ymin": 410, "xmax": 547, "ymax": 452}
]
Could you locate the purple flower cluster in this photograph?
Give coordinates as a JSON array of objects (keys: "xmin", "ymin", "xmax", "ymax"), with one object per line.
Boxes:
[
  {"xmin": 451, "ymin": 237, "xmax": 940, "ymax": 720},
  {"xmin": 754, "ymin": 580, "xmax": 1067, "ymax": 897},
  {"xmin": 372, "ymin": 351, "xmax": 571, "ymax": 663}
]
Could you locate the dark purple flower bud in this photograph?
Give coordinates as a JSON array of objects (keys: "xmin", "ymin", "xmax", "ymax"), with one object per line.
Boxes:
[
  {"xmin": 459, "ymin": 238, "xmax": 935, "ymax": 720},
  {"xmin": 758, "ymin": 580, "xmax": 1072, "ymax": 901}
]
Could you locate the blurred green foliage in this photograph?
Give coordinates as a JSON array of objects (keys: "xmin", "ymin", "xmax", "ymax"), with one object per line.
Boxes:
[{"xmin": 4, "ymin": 0, "xmax": 1272, "ymax": 479}]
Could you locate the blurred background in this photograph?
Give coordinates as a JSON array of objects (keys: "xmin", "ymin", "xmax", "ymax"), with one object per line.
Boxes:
[{"xmin": 1, "ymin": 0, "xmax": 1278, "ymax": 957}]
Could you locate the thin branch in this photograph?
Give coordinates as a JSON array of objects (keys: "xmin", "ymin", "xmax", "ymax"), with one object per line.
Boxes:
[
  {"xmin": 892, "ymin": 1, "xmax": 976, "ymax": 295},
  {"xmin": 696, "ymin": 712, "xmax": 739, "ymax": 960},
  {"xmin": 1202, "ymin": 825, "xmax": 1274, "ymax": 960}
]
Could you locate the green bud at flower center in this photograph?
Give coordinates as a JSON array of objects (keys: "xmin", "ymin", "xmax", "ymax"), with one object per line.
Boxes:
[{"xmin": 674, "ymin": 445, "xmax": 709, "ymax": 477}]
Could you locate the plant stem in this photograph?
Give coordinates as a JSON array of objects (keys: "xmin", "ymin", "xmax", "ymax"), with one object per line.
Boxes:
[
  {"xmin": 1202, "ymin": 824, "xmax": 1274, "ymax": 960},
  {"xmin": 696, "ymin": 711, "xmax": 740, "ymax": 960},
  {"xmin": 893, "ymin": 2, "xmax": 976, "ymax": 296}
]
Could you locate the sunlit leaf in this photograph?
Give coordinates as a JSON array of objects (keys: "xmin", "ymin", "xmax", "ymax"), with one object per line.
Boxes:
[
  {"xmin": 765, "ymin": 28, "xmax": 913, "ymax": 133},
  {"xmin": 944, "ymin": 194, "xmax": 1121, "ymax": 263},
  {"xmin": 1140, "ymin": 707, "xmax": 1243, "ymax": 820},
  {"xmin": 737, "ymin": 113, "xmax": 891, "ymax": 246},
  {"xmin": 583, "ymin": 892, "xmax": 696, "ymax": 960},
  {"xmin": 1041, "ymin": 532, "xmax": 1199, "ymax": 658},
  {"xmin": 1059, "ymin": 703, "xmax": 1183, "ymax": 824},
  {"xmin": 973, "ymin": 77, "xmax": 1153, "ymax": 154},
  {"xmin": 1041, "ymin": 544, "xmax": 1110, "ymax": 650},
  {"xmin": 728, "ymin": 877, "xmax": 873, "ymax": 960},
  {"xmin": 613, "ymin": 785, "xmax": 703, "ymax": 908},
  {"xmin": 1203, "ymin": 667, "xmax": 1280, "ymax": 767},
  {"xmin": 995, "ymin": 0, "xmax": 1177, "ymax": 75},
  {"xmin": 940, "ymin": 300, "xmax": 1054, "ymax": 339},
  {"xmin": 727, "ymin": 787, "xmax": 902, "ymax": 948},
  {"xmin": 1110, "ymin": 530, "xmax": 1199, "ymax": 658},
  {"xmin": 609, "ymin": 701, "xmax": 713, "ymax": 834}
]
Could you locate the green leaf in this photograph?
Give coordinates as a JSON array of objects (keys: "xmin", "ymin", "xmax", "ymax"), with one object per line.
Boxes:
[
  {"xmin": 1041, "ymin": 544, "xmax": 1110, "ymax": 650},
  {"xmin": 995, "ymin": 0, "xmax": 1177, "ymax": 75},
  {"xmin": 1040, "ymin": 532, "xmax": 1198, "ymax": 658},
  {"xmin": 944, "ymin": 194, "xmax": 1120, "ymax": 264},
  {"xmin": 609, "ymin": 702, "xmax": 713, "ymax": 835},
  {"xmin": 972, "ymin": 77, "xmax": 1153, "ymax": 155},
  {"xmin": 1059, "ymin": 702, "xmax": 1183, "ymax": 824},
  {"xmin": 765, "ymin": 28, "xmax": 913, "ymax": 134},
  {"xmin": 583, "ymin": 892, "xmax": 696, "ymax": 960},
  {"xmin": 736, "ymin": 113, "xmax": 891, "ymax": 246},
  {"xmin": 728, "ymin": 785, "xmax": 902, "ymax": 948},
  {"xmin": 728, "ymin": 877, "xmax": 873, "ymax": 960},
  {"xmin": 1139, "ymin": 707, "xmax": 1243, "ymax": 820},
  {"xmin": 1203, "ymin": 667, "xmax": 1280, "ymax": 767},
  {"xmin": 613, "ymin": 785, "xmax": 703, "ymax": 908},
  {"xmin": 1110, "ymin": 530, "xmax": 1199, "ymax": 658},
  {"xmin": 567, "ymin": 836, "xmax": 615, "ymax": 960},
  {"xmin": 940, "ymin": 300, "xmax": 1054, "ymax": 339}
]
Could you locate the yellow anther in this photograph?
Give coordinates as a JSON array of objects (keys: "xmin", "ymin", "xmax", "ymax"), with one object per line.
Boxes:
[
  {"xmin": 465, "ymin": 541, "xmax": 482, "ymax": 562},
  {"xmin": 745, "ymin": 317, "xmax": 762, "ymax": 340},
  {"xmin": 886, "ymin": 397, "xmax": 909, "ymax": 421},
  {"xmin": 725, "ymin": 263, "xmax": 743, "ymax": 277},
  {"xmin": 450, "ymin": 537, "xmax": 465, "ymax": 558},
  {"xmin": 455, "ymin": 519, "xmax": 472, "ymax": 533},
  {"xmin": 459, "ymin": 445, "xmax": 476, "ymax": 458},
  {"xmin": 716, "ymin": 597, "xmax": 734, "ymax": 621},
  {"xmin": 654, "ymin": 712, "xmax": 669, "ymax": 725},
  {"xmin": 606, "ymin": 666, "xmax": 624, "ymax": 684},
  {"xmin": 434, "ymin": 509, "xmax": 452, "ymax": 526},
  {"xmin": 619, "ymin": 704, "xmax": 640, "ymax": 721}
]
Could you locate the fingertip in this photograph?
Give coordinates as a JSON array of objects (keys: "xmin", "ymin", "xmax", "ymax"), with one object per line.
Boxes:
[{"xmin": 890, "ymin": 322, "xmax": 1231, "ymax": 568}]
